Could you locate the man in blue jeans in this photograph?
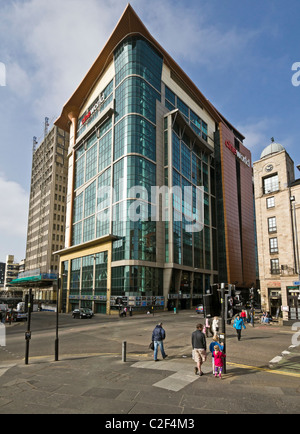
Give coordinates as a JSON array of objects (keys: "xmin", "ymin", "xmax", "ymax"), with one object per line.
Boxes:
[{"xmin": 152, "ymin": 322, "xmax": 168, "ymax": 361}]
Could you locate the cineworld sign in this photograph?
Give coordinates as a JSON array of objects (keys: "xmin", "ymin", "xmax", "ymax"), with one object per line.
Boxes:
[
  {"xmin": 81, "ymin": 94, "xmax": 105, "ymax": 125},
  {"xmin": 225, "ymin": 140, "xmax": 251, "ymax": 167}
]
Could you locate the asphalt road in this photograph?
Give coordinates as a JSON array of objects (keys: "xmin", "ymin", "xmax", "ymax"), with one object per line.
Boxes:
[
  {"xmin": 1, "ymin": 310, "xmax": 297, "ymax": 368},
  {"xmin": 1, "ymin": 310, "xmax": 300, "ymax": 415}
]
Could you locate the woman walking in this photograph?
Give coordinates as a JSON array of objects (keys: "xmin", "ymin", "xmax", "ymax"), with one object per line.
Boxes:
[{"xmin": 233, "ymin": 314, "xmax": 246, "ymax": 341}]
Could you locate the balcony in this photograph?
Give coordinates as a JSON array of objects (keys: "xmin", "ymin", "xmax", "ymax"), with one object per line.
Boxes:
[
  {"xmin": 280, "ymin": 265, "xmax": 297, "ymax": 276},
  {"xmin": 270, "ymin": 268, "xmax": 280, "ymax": 275}
]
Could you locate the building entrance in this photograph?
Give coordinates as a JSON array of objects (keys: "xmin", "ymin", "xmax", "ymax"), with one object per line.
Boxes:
[
  {"xmin": 288, "ymin": 294, "xmax": 300, "ymax": 320},
  {"xmin": 268, "ymin": 289, "xmax": 282, "ymax": 317}
]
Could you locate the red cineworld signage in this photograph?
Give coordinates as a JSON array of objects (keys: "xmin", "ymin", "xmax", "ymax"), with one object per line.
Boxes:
[
  {"xmin": 225, "ymin": 140, "xmax": 250, "ymax": 167},
  {"xmin": 81, "ymin": 94, "xmax": 105, "ymax": 125}
]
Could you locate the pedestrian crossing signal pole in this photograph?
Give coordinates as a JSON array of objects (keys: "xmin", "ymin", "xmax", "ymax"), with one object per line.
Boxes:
[
  {"xmin": 25, "ymin": 288, "xmax": 33, "ymax": 365},
  {"xmin": 220, "ymin": 283, "xmax": 226, "ymax": 374}
]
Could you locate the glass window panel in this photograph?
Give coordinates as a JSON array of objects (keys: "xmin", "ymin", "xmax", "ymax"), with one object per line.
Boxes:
[
  {"xmin": 83, "ymin": 216, "xmax": 95, "ymax": 243},
  {"xmin": 263, "ymin": 174, "xmax": 279, "ymax": 194},
  {"xmin": 81, "ymin": 255, "xmax": 94, "ymax": 294},
  {"xmin": 98, "ymin": 130, "xmax": 112, "ymax": 173},
  {"xmin": 84, "ymin": 181, "xmax": 96, "ymax": 218},
  {"xmin": 85, "ymin": 144, "xmax": 97, "ymax": 182}
]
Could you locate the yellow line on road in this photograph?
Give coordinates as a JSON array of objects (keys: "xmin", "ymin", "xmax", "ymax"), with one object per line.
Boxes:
[{"xmin": 227, "ymin": 361, "xmax": 300, "ymax": 378}]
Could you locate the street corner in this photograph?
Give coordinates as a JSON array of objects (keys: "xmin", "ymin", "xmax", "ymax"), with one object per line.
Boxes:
[{"xmin": 268, "ymin": 343, "xmax": 300, "ymax": 374}]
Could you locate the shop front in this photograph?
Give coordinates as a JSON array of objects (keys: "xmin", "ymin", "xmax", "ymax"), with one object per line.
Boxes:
[
  {"xmin": 287, "ymin": 286, "xmax": 300, "ymax": 320},
  {"xmin": 268, "ymin": 288, "xmax": 282, "ymax": 318}
]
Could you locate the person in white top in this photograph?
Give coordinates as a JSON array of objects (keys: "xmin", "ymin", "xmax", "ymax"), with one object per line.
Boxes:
[{"xmin": 212, "ymin": 317, "xmax": 219, "ymax": 335}]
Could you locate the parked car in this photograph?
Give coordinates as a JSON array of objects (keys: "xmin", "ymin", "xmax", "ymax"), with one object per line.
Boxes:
[
  {"xmin": 196, "ymin": 304, "xmax": 204, "ymax": 314},
  {"xmin": 12, "ymin": 311, "xmax": 28, "ymax": 322},
  {"xmin": 72, "ymin": 308, "xmax": 93, "ymax": 319}
]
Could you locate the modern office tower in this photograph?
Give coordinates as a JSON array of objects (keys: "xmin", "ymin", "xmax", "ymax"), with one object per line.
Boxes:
[
  {"xmin": 25, "ymin": 124, "xmax": 69, "ymax": 301},
  {"xmin": 55, "ymin": 5, "xmax": 256, "ymax": 314},
  {"xmin": 254, "ymin": 141, "xmax": 300, "ymax": 323}
]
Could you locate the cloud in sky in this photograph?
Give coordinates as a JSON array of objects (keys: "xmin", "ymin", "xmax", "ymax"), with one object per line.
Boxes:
[
  {"xmin": 0, "ymin": 174, "xmax": 29, "ymax": 262},
  {"xmin": 236, "ymin": 119, "xmax": 276, "ymax": 161},
  {"xmin": 1, "ymin": 0, "xmax": 260, "ymax": 119},
  {"xmin": 143, "ymin": 1, "xmax": 260, "ymax": 69}
]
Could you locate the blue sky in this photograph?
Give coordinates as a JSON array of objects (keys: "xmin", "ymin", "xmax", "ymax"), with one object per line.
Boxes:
[{"xmin": 0, "ymin": 0, "xmax": 299, "ymax": 263}]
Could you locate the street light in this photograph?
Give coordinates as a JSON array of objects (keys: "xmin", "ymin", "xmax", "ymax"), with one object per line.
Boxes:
[
  {"xmin": 55, "ymin": 274, "xmax": 66, "ymax": 361},
  {"xmin": 290, "ymin": 196, "xmax": 300, "ymax": 280}
]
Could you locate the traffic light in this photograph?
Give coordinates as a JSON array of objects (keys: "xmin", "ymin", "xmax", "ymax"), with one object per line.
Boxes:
[
  {"xmin": 203, "ymin": 293, "xmax": 221, "ymax": 318},
  {"xmin": 24, "ymin": 294, "xmax": 28, "ymax": 313},
  {"xmin": 225, "ymin": 294, "xmax": 234, "ymax": 323},
  {"xmin": 24, "ymin": 293, "xmax": 34, "ymax": 313}
]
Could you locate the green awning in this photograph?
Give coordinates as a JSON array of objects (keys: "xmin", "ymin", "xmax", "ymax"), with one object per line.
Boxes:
[
  {"xmin": 10, "ymin": 276, "xmax": 42, "ymax": 284},
  {"xmin": 9, "ymin": 273, "xmax": 58, "ymax": 287}
]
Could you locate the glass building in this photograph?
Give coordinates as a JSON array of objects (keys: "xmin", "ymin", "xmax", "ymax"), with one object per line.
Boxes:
[{"xmin": 55, "ymin": 5, "xmax": 256, "ymax": 314}]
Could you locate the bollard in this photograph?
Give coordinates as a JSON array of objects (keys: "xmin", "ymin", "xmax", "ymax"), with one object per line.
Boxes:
[{"xmin": 122, "ymin": 341, "xmax": 127, "ymax": 362}]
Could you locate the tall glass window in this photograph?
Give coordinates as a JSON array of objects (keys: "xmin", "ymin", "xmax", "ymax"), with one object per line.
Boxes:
[
  {"xmin": 81, "ymin": 255, "xmax": 94, "ymax": 295},
  {"xmin": 70, "ymin": 258, "xmax": 81, "ymax": 295},
  {"xmin": 115, "ymin": 76, "xmax": 160, "ymax": 124},
  {"xmin": 165, "ymin": 114, "xmax": 215, "ymax": 270},
  {"xmin": 95, "ymin": 252, "xmax": 108, "ymax": 295},
  {"xmin": 114, "ymin": 115, "xmax": 156, "ymax": 161},
  {"xmin": 111, "ymin": 266, "xmax": 163, "ymax": 296},
  {"xmin": 114, "ymin": 36, "xmax": 163, "ymax": 92}
]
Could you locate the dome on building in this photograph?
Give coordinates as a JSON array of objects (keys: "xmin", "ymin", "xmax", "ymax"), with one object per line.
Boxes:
[{"xmin": 260, "ymin": 141, "xmax": 285, "ymax": 159}]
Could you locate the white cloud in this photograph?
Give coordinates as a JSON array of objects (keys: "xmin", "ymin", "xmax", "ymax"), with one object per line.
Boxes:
[
  {"xmin": 142, "ymin": 1, "xmax": 259, "ymax": 68},
  {"xmin": 0, "ymin": 174, "xmax": 29, "ymax": 262},
  {"xmin": 6, "ymin": 0, "xmax": 125, "ymax": 118},
  {"xmin": 235, "ymin": 118, "xmax": 279, "ymax": 162},
  {"xmin": 6, "ymin": 61, "xmax": 32, "ymax": 97}
]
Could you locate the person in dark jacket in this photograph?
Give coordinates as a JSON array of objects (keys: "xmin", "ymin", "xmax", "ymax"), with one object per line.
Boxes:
[
  {"xmin": 192, "ymin": 323, "xmax": 207, "ymax": 376},
  {"xmin": 152, "ymin": 322, "xmax": 167, "ymax": 361}
]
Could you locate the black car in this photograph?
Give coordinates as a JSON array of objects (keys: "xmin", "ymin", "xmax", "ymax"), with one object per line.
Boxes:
[{"xmin": 72, "ymin": 308, "xmax": 93, "ymax": 319}]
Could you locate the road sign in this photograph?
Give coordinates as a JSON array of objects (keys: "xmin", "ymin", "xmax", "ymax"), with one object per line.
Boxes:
[{"xmin": 293, "ymin": 281, "xmax": 300, "ymax": 286}]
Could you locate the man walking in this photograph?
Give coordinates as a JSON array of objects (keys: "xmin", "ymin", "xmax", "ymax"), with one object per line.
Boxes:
[
  {"xmin": 152, "ymin": 322, "xmax": 167, "ymax": 361},
  {"xmin": 192, "ymin": 323, "xmax": 207, "ymax": 376}
]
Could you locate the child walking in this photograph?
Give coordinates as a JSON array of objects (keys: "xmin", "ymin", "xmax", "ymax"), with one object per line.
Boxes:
[
  {"xmin": 213, "ymin": 345, "xmax": 226, "ymax": 379},
  {"xmin": 209, "ymin": 335, "xmax": 224, "ymax": 375}
]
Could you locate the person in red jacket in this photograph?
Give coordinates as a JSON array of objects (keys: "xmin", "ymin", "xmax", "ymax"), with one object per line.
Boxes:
[
  {"xmin": 240, "ymin": 309, "xmax": 247, "ymax": 322},
  {"xmin": 213, "ymin": 345, "xmax": 226, "ymax": 379}
]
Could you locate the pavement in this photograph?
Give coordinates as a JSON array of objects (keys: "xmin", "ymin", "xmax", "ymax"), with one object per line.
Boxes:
[{"xmin": 0, "ymin": 312, "xmax": 300, "ymax": 416}]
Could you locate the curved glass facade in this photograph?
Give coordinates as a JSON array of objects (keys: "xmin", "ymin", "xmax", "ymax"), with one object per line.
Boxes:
[
  {"xmin": 68, "ymin": 34, "xmax": 217, "ymax": 310},
  {"xmin": 111, "ymin": 37, "xmax": 162, "ymax": 265}
]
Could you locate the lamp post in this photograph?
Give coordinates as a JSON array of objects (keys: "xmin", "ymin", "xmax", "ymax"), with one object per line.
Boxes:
[
  {"xmin": 55, "ymin": 274, "xmax": 66, "ymax": 361},
  {"xmin": 290, "ymin": 196, "xmax": 300, "ymax": 280},
  {"xmin": 220, "ymin": 282, "xmax": 226, "ymax": 374}
]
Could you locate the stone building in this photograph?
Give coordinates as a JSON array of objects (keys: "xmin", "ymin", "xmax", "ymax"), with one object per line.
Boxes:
[{"xmin": 254, "ymin": 141, "xmax": 300, "ymax": 323}]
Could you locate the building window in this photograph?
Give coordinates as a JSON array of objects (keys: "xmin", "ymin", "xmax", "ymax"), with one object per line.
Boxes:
[
  {"xmin": 263, "ymin": 174, "xmax": 279, "ymax": 194},
  {"xmin": 266, "ymin": 196, "xmax": 275, "ymax": 208},
  {"xmin": 270, "ymin": 258, "xmax": 280, "ymax": 274},
  {"xmin": 268, "ymin": 217, "xmax": 277, "ymax": 233},
  {"xmin": 269, "ymin": 237, "xmax": 278, "ymax": 254}
]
